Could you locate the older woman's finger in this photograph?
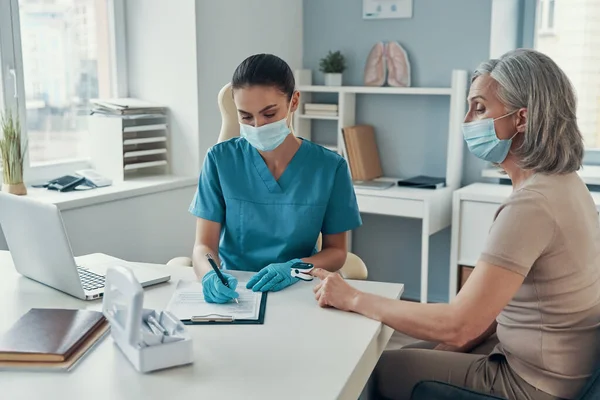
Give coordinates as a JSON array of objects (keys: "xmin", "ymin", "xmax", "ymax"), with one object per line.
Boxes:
[
  {"xmin": 318, "ymin": 292, "xmax": 328, "ymax": 308},
  {"xmin": 315, "ymin": 286, "xmax": 325, "ymax": 303},
  {"xmin": 315, "ymin": 286, "xmax": 322, "ymax": 300},
  {"xmin": 313, "ymin": 281, "xmax": 323, "ymax": 293},
  {"xmin": 311, "ymin": 268, "xmax": 331, "ymax": 280}
]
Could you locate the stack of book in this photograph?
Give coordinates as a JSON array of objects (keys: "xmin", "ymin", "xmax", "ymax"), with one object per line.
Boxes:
[
  {"xmin": 91, "ymin": 98, "xmax": 166, "ymax": 116},
  {"xmin": 303, "ymin": 103, "xmax": 338, "ymax": 117},
  {"xmin": 0, "ymin": 308, "xmax": 109, "ymax": 372}
]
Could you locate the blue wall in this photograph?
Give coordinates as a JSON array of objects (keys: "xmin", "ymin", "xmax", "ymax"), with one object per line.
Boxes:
[{"xmin": 303, "ymin": 0, "xmax": 494, "ymax": 301}]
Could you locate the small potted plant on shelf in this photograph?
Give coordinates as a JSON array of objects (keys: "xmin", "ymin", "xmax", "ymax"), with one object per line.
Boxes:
[
  {"xmin": 0, "ymin": 109, "xmax": 27, "ymax": 195},
  {"xmin": 319, "ymin": 50, "xmax": 346, "ymax": 86}
]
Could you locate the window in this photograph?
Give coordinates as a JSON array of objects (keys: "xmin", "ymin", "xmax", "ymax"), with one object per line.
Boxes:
[
  {"xmin": 537, "ymin": 0, "xmax": 556, "ymax": 34},
  {"xmin": 18, "ymin": 0, "xmax": 112, "ymax": 165},
  {"xmin": 0, "ymin": 0, "xmax": 123, "ymax": 175},
  {"xmin": 534, "ymin": 0, "xmax": 600, "ymax": 150}
]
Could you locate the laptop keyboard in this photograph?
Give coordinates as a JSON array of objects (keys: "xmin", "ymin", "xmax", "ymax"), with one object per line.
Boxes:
[{"xmin": 77, "ymin": 267, "xmax": 105, "ymax": 291}]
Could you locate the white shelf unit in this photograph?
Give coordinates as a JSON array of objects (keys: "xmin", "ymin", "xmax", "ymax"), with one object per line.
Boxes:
[
  {"xmin": 294, "ymin": 70, "xmax": 468, "ymax": 303},
  {"xmin": 89, "ymin": 114, "xmax": 170, "ymax": 181},
  {"xmin": 297, "ymin": 113, "xmax": 339, "ymax": 121}
]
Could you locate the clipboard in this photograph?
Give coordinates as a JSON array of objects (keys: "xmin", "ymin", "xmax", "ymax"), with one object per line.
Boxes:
[
  {"xmin": 165, "ymin": 280, "xmax": 268, "ymax": 325},
  {"xmin": 182, "ymin": 292, "xmax": 268, "ymax": 325}
]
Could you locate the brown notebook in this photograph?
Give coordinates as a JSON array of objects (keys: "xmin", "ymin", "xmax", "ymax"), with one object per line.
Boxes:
[
  {"xmin": 0, "ymin": 320, "xmax": 110, "ymax": 372},
  {"xmin": 0, "ymin": 309, "xmax": 106, "ymax": 362},
  {"xmin": 342, "ymin": 125, "xmax": 383, "ymax": 181}
]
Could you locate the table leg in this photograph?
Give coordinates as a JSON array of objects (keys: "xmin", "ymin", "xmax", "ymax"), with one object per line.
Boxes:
[
  {"xmin": 347, "ymin": 229, "xmax": 353, "ymax": 252},
  {"xmin": 420, "ymin": 217, "xmax": 430, "ymax": 303}
]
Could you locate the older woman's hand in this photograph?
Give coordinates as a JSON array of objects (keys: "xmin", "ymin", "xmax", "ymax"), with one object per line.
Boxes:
[{"xmin": 312, "ymin": 269, "xmax": 360, "ymax": 311}]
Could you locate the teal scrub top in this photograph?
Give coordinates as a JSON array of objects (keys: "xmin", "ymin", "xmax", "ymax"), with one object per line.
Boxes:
[{"xmin": 189, "ymin": 137, "xmax": 362, "ymax": 272}]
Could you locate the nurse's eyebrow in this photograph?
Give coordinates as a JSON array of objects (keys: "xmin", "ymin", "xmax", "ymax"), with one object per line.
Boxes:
[
  {"xmin": 237, "ymin": 104, "xmax": 277, "ymax": 115},
  {"xmin": 259, "ymin": 104, "xmax": 277, "ymax": 113},
  {"xmin": 238, "ymin": 104, "xmax": 277, "ymax": 115}
]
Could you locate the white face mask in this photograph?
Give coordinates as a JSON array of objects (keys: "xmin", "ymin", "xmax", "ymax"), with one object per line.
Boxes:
[{"xmin": 239, "ymin": 99, "xmax": 293, "ymax": 152}]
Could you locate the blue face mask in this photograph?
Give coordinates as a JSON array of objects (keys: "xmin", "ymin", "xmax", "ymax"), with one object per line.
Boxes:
[
  {"xmin": 461, "ymin": 111, "xmax": 518, "ymax": 163},
  {"xmin": 239, "ymin": 103, "xmax": 293, "ymax": 152}
]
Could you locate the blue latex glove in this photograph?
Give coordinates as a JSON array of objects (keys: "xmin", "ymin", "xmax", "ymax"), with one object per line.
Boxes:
[
  {"xmin": 202, "ymin": 270, "xmax": 239, "ymax": 303},
  {"xmin": 246, "ymin": 259, "xmax": 303, "ymax": 292}
]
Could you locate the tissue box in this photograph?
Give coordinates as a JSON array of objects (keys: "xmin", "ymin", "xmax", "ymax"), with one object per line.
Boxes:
[{"xmin": 102, "ymin": 265, "xmax": 194, "ymax": 373}]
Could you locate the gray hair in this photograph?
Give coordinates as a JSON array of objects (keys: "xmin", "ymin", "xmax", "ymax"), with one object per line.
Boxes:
[{"xmin": 473, "ymin": 48, "xmax": 583, "ymax": 174}]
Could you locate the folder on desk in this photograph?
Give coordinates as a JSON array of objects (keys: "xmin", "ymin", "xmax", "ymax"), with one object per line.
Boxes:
[{"xmin": 165, "ymin": 280, "xmax": 267, "ymax": 325}]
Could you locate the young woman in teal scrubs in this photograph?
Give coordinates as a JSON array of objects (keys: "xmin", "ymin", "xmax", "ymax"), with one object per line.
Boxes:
[{"xmin": 189, "ymin": 54, "xmax": 362, "ymax": 303}]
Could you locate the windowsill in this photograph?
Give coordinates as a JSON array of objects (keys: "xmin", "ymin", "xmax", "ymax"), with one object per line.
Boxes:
[
  {"xmin": 537, "ymin": 29, "xmax": 556, "ymax": 37},
  {"xmin": 24, "ymin": 174, "xmax": 197, "ymax": 211},
  {"xmin": 481, "ymin": 165, "xmax": 600, "ymax": 187}
]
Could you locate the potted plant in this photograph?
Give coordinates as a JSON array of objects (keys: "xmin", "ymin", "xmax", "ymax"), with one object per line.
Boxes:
[
  {"xmin": 0, "ymin": 110, "xmax": 27, "ymax": 195},
  {"xmin": 319, "ymin": 50, "xmax": 346, "ymax": 86}
]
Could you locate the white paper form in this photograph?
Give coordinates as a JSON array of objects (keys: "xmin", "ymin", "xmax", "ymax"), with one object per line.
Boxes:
[{"xmin": 165, "ymin": 280, "xmax": 262, "ymax": 321}]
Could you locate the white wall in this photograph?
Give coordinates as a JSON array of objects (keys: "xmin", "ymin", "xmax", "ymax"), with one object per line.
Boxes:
[
  {"xmin": 0, "ymin": 187, "xmax": 197, "ymax": 263},
  {"xmin": 63, "ymin": 187, "xmax": 196, "ymax": 263},
  {"xmin": 195, "ymin": 0, "xmax": 304, "ymax": 157},
  {"xmin": 125, "ymin": 0, "xmax": 201, "ymax": 176},
  {"xmin": 124, "ymin": 0, "xmax": 304, "ymax": 168}
]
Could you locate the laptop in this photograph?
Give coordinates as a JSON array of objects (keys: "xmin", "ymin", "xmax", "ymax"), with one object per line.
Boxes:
[{"xmin": 0, "ymin": 192, "xmax": 171, "ymax": 300}]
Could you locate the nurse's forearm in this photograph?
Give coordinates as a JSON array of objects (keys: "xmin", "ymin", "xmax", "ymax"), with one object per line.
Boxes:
[
  {"xmin": 192, "ymin": 244, "xmax": 221, "ymax": 279},
  {"xmin": 302, "ymin": 248, "xmax": 346, "ymax": 272}
]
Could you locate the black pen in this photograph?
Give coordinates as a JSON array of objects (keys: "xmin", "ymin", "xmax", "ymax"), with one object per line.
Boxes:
[{"xmin": 205, "ymin": 253, "xmax": 239, "ymax": 304}]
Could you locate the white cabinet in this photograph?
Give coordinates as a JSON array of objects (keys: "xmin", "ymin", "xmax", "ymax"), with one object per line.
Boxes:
[
  {"xmin": 449, "ymin": 183, "xmax": 600, "ymax": 300},
  {"xmin": 457, "ymin": 200, "xmax": 498, "ymax": 266}
]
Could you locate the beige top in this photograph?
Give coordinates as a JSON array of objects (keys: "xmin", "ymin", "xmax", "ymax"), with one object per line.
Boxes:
[{"xmin": 481, "ymin": 172, "xmax": 600, "ymax": 399}]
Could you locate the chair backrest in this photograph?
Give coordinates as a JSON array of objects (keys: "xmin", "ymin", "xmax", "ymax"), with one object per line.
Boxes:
[{"xmin": 217, "ymin": 83, "xmax": 240, "ymax": 143}]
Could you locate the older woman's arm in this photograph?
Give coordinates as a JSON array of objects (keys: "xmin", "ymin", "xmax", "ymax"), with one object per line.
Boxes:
[
  {"xmin": 313, "ymin": 260, "xmax": 524, "ymax": 347},
  {"xmin": 314, "ymin": 185, "xmax": 555, "ymax": 346},
  {"xmin": 435, "ymin": 320, "xmax": 498, "ymax": 352}
]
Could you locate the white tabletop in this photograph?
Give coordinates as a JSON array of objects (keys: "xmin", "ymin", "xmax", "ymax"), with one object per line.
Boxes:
[{"xmin": 0, "ymin": 252, "xmax": 403, "ymax": 400}]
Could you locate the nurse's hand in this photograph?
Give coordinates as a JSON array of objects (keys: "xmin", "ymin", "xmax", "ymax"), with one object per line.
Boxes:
[
  {"xmin": 246, "ymin": 259, "xmax": 303, "ymax": 292},
  {"xmin": 312, "ymin": 269, "xmax": 360, "ymax": 312},
  {"xmin": 202, "ymin": 270, "xmax": 239, "ymax": 303}
]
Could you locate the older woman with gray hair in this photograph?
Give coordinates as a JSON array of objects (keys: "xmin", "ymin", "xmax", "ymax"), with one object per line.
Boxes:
[{"xmin": 311, "ymin": 48, "xmax": 600, "ymax": 400}]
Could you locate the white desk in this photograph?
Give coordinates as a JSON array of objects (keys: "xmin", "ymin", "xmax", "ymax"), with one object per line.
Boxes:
[
  {"xmin": 449, "ymin": 183, "xmax": 600, "ymax": 299},
  {"xmin": 355, "ymin": 179, "xmax": 454, "ymax": 304},
  {"xmin": 0, "ymin": 252, "xmax": 403, "ymax": 400}
]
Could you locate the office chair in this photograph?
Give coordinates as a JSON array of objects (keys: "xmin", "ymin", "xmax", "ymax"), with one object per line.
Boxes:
[{"xmin": 167, "ymin": 83, "xmax": 368, "ymax": 280}]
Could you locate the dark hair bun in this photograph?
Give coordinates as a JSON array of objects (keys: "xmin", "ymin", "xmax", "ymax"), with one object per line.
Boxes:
[{"xmin": 232, "ymin": 54, "xmax": 295, "ymax": 100}]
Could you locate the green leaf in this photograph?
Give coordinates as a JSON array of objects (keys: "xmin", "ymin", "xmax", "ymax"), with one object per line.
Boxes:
[
  {"xmin": 319, "ymin": 50, "xmax": 347, "ymax": 73},
  {"xmin": 0, "ymin": 109, "xmax": 26, "ymax": 185}
]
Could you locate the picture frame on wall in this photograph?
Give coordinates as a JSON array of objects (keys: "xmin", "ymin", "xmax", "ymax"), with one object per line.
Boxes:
[{"xmin": 363, "ymin": 0, "xmax": 413, "ymax": 19}]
